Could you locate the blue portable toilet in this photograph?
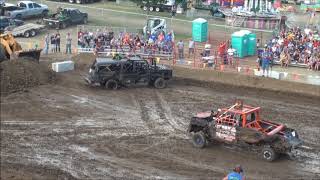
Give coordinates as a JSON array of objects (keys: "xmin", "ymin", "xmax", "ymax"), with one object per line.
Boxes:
[{"xmin": 192, "ymin": 18, "xmax": 208, "ymax": 42}]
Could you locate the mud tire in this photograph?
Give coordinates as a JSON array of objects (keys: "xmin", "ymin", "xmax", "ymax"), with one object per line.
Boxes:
[
  {"xmin": 105, "ymin": 79, "xmax": 118, "ymax": 90},
  {"xmin": 154, "ymin": 77, "xmax": 166, "ymax": 89},
  {"xmin": 262, "ymin": 146, "xmax": 278, "ymax": 162},
  {"xmin": 192, "ymin": 131, "xmax": 206, "ymax": 148}
]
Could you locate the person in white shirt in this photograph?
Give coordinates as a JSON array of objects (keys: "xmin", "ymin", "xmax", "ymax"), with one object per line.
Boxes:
[{"xmin": 188, "ymin": 40, "xmax": 194, "ymax": 58}]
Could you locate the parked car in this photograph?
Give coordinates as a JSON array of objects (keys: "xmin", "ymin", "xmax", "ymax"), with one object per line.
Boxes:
[
  {"xmin": 5, "ymin": 1, "xmax": 48, "ymax": 19},
  {"xmin": 0, "ymin": 16, "xmax": 24, "ymax": 31},
  {"xmin": 85, "ymin": 55, "xmax": 173, "ymax": 89},
  {"xmin": 43, "ymin": 8, "xmax": 88, "ymax": 29}
]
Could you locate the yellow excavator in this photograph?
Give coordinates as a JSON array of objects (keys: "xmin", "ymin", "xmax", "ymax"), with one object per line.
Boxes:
[{"xmin": 0, "ymin": 33, "xmax": 41, "ymax": 62}]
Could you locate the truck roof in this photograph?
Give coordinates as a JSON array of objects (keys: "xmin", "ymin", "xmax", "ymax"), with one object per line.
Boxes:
[
  {"xmin": 18, "ymin": 1, "xmax": 35, "ymax": 4},
  {"xmin": 224, "ymin": 105, "xmax": 260, "ymax": 115},
  {"xmin": 63, "ymin": 8, "xmax": 78, "ymax": 11},
  {"xmin": 95, "ymin": 56, "xmax": 143, "ymax": 65}
]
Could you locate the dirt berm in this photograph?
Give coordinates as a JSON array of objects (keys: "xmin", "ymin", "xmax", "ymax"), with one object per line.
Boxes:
[
  {"xmin": 173, "ymin": 66, "xmax": 320, "ymax": 98},
  {"xmin": 0, "ymin": 59, "xmax": 55, "ymax": 95}
]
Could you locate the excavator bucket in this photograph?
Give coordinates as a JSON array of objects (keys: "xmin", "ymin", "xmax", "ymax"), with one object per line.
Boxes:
[
  {"xmin": 18, "ymin": 49, "xmax": 42, "ymax": 62},
  {"xmin": 0, "ymin": 33, "xmax": 41, "ymax": 62}
]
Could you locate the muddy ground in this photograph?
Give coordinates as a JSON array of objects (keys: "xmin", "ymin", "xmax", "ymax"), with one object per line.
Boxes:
[{"xmin": 1, "ymin": 57, "xmax": 320, "ymax": 179}]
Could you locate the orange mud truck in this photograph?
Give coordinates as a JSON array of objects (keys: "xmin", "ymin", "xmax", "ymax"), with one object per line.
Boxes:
[{"xmin": 188, "ymin": 100, "xmax": 302, "ymax": 162}]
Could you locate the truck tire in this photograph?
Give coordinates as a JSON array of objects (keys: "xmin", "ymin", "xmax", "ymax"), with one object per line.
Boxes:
[
  {"xmin": 24, "ymin": 31, "xmax": 30, "ymax": 38},
  {"xmin": 154, "ymin": 77, "xmax": 166, "ymax": 89},
  {"xmin": 69, "ymin": 0, "xmax": 75, "ymax": 3},
  {"xmin": 16, "ymin": 14, "xmax": 22, "ymax": 19},
  {"xmin": 83, "ymin": 17, "xmax": 88, "ymax": 24},
  {"xmin": 105, "ymin": 79, "xmax": 118, "ymax": 90},
  {"xmin": 143, "ymin": 6, "xmax": 148, "ymax": 11},
  {"xmin": 155, "ymin": 7, "xmax": 160, "ymax": 12},
  {"xmin": 149, "ymin": 6, "xmax": 154, "ymax": 11},
  {"xmin": 262, "ymin": 146, "xmax": 278, "ymax": 162},
  {"xmin": 192, "ymin": 131, "xmax": 206, "ymax": 148},
  {"xmin": 76, "ymin": 0, "xmax": 82, "ymax": 4},
  {"xmin": 60, "ymin": 23, "xmax": 67, "ymax": 29},
  {"xmin": 41, "ymin": 10, "xmax": 48, "ymax": 18},
  {"xmin": 30, "ymin": 29, "xmax": 36, "ymax": 37}
]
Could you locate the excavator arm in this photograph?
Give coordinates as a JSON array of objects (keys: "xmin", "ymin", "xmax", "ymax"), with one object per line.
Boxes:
[{"xmin": 0, "ymin": 33, "xmax": 41, "ymax": 62}]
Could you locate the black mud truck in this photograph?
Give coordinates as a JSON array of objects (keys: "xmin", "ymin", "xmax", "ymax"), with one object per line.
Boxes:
[
  {"xmin": 188, "ymin": 101, "xmax": 302, "ymax": 162},
  {"xmin": 85, "ymin": 55, "xmax": 172, "ymax": 89}
]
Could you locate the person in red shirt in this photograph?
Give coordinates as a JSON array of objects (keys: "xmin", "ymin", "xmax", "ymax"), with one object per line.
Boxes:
[{"xmin": 313, "ymin": 40, "xmax": 319, "ymax": 48}]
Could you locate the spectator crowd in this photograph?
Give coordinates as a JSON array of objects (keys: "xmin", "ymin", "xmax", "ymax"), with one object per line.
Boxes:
[
  {"xmin": 77, "ymin": 28, "xmax": 175, "ymax": 55},
  {"xmin": 263, "ymin": 26, "xmax": 320, "ymax": 71}
]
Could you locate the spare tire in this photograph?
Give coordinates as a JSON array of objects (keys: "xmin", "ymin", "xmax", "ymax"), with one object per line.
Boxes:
[
  {"xmin": 192, "ymin": 131, "xmax": 206, "ymax": 148},
  {"xmin": 154, "ymin": 77, "xmax": 166, "ymax": 89},
  {"xmin": 105, "ymin": 79, "xmax": 118, "ymax": 90}
]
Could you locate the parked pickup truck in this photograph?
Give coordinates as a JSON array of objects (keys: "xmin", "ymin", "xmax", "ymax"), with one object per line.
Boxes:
[
  {"xmin": 0, "ymin": 16, "xmax": 24, "ymax": 31},
  {"xmin": 43, "ymin": 8, "xmax": 88, "ymax": 29},
  {"xmin": 4, "ymin": 1, "xmax": 48, "ymax": 19},
  {"xmin": 5, "ymin": 23, "xmax": 45, "ymax": 37}
]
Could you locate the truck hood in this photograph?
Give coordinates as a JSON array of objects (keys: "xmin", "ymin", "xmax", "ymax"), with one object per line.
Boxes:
[
  {"xmin": 155, "ymin": 64, "xmax": 170, "ymax": 70},
  {"xmin": 39, "ymin": 4, "xmax": 48, "ymax": 9}
]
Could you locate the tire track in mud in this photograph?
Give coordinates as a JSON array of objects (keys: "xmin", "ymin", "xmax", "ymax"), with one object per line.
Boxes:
[{"xmin": 132, "ymin": 89, "xmax": 187, "ymax": 136}]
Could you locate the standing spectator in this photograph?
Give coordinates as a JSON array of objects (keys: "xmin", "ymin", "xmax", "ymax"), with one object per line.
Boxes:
[
  {"xmin": 171, "ymin": 5, "xmax": 176, "ymax": 17},
  {"xmin": 177, "ymin": 40, "xmax": 184, "ymax": 60},
  {"xmin": 55, "ymin": 30, "xmax": 61, "ymax": 53},
  {"xmin": 66, "ymin": 32, "xmax": 72, "ymax": 54},
  {"xmin": 256, "ymin": 55, "xmax": 262, "ymax": 71},
  {"xmin": 188, "ymin": 39, "xmax": 194, "ymax": 58},
  {"xmin": 44, "ymin": 33, "xmax": 50, "ymax": 55},
  {"xmin": 261, "ymin": 49, "xmax": 270, "ymax": 77},
  {"xmin": 50, "ymin": 34, "xmax": 56, "ymax": 53}
]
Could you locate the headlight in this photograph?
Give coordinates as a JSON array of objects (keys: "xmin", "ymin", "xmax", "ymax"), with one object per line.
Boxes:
[
  {"xmin": 89, "ymin": 68, "xmax": 92, "ymax": 73},
  {"xmin": 291, "ymin": 131, "xmax": 296, "ymax": 137}
]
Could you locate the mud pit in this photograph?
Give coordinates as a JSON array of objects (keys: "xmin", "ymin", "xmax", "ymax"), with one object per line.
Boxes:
[{"xmin": 1, "ymin": 61, "xmax": 320, "ymax": 179}]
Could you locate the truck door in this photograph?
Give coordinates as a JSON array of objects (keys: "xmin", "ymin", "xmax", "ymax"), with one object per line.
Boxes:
[
  {"xmin": 26, "ymin": 3, "xmax": 34, "ymax": 17},
  {"xmin": 70, "ymin": 10, "xmax": 82, "ymax": 24},
  {"xmin": 120, "ymin": 61, "xmax": 137, "ymax": 85},
  {"xmin": 32, "ymin": 3, "xmax": 42, "ymax": 16},
  {"xmin": 133, "ymin": 60, "xmax": 150, "ymax": 83}
]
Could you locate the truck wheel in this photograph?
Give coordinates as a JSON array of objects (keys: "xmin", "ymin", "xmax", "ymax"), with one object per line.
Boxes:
[
  {"xmin": 83, "ymin": 17, "xmax": 88, "ymax": 24},
  {"xmin": 155, "ymin": 7, "xmax": 160, "ymax": 12},
  {"xmin": 105, "ymin": 79, "xmax": 118, "ymax": 90},
  {"xmin": 60, "ymin": 23, "xmax": 67, "ymax": 29},
  {"xmin": 149, "ymin": 6, "xmax": 154, "ymax": 11},
  {"xmin": 41, "ymin": 10, "xmax": 48, "ymax": 18},
  {"xmin": 143, "ymin": 6, "xmax": 148, "ymax": 11},
  {"xmin": 16, "ymin": 14, "xmax": 22, "ymax": 19},
  {"xmin": 154, "ymin": 77, "xmax": 166, "ymax": 89},
  {"xmin": 24, "ymin": 31, "xmax": 30, "ymax": 38},
  {"xmin": 192, "ymin": 131, "xmax": 206, "ymax": 148},
  {"xmin": 76, "ymin": 0, "xmax": 82, "ymax": 4},
  {"xmin": 262, "ymin": 147, "xmax": 278, "ymax": 162},
  {"xmin": 30, "ymin": 29, "xmax": 36, "ymax": 37},
  {"xmin": 69, "ymin": 0, "xmax": 75, "ymax": 3}
]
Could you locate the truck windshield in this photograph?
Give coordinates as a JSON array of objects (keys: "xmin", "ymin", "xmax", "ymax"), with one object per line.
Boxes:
[{"xmin": 18, "ymin": 2, "xmax": 26, "ymax": 8}]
